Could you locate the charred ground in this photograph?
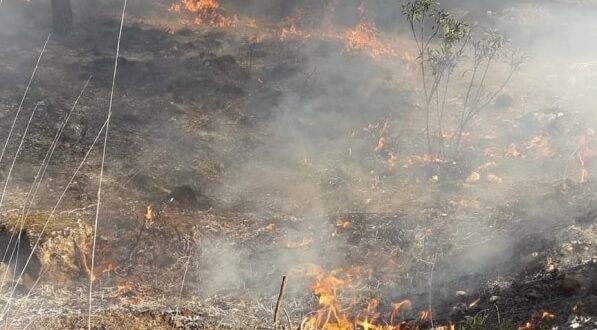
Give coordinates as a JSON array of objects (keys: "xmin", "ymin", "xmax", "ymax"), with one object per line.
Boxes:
[{"xmin": 0, "ymin": 0, "xmax": 595, "ymax": 329}]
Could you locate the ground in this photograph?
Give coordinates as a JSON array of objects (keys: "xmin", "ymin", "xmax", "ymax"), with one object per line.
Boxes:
[{"xmin": 0, "ymin": 0, "xmax": 595, "ymax": 329}]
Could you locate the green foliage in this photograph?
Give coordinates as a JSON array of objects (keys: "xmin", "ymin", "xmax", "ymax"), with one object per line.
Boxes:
[
  {"xmin": 402, "ymin": 0, "xmax": 525, "ymax": 162},
  {"xmin": 402, "ymin": 0, "xmax": 438, "ymax": 25},
  {"xmin": 459, "ymin": 312, "xmax": 490, "ymax": 330}
]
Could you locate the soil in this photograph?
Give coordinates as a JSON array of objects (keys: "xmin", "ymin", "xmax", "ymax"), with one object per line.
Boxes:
[{"xmin": 0, "ymin": 1, "xmax": 595, "ymax": 329}]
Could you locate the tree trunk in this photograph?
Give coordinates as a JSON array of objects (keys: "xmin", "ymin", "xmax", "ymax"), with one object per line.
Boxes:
[{"xmin": 51, "ymin": 0, "xmax": 73, "ymax": 35}]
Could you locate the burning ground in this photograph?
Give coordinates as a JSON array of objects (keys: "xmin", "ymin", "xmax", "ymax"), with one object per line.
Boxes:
[{"xmin": 0, "ymin": 0, "xmax": 596, "ymax": 329}]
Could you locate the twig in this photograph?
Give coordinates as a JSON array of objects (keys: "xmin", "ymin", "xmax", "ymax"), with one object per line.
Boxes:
[
  {"xmin": 0, "ymin": 104, "xmax": 39, "ymax": 294},
  {"xmin": 173, "ymin": 248, "xmax": 193, "ymax": 329},
  {"xmin": 126, "ymin": 220, "xmax": 147, "ymax": 262},
  {"xmin": 273, "ymin": 275, "xmax": 288, "ymax": 329},
  {"xmin": 2, "ymin": 77, "xmax": 94, "ymax": 292},
  {"xmin": 428, "ymin": 257, "xmax": 436, "ymax": 329},
  {"xmin": 88, "ymin": 1, "xmax": 127, "ymax": 329},
  {"xmin": 1, "ymin": 117, "xmax": 110, "ymax": 320},
  {"xmin": 283, "ymin": 308, "xmax": 293, "ymax": 330},
  {"xmin": 0, "ymin": 34, "xmax": 52, "ymax": 283}
]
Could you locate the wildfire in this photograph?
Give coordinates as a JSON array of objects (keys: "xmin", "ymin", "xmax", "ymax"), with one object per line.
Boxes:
[
  {"xmin": 286, "ymin": 236, "xmax": 314, "ymax": 249},
  {"xmin": 301, "ymin": 270, "xmax": 428, "ymax": 330},
  {"xmin": 403, "ymin": 154, "xmax": 447, "ymax": 168},
  {"xmin": 387, "ymin": 152, "xmax": 398, "ymax": 169},
  {"xmin": 336, "ymin": 219, "xmax": 352, "ymax": 229},
  {"xmin": 576, "ymin": 140, "xmax": 597, "ymax": 183},
  {"xmin": 170, "ymin": 0, "xmax": 238, "ymax": 28},
  {"xmin": 523, "ymin": 135, "xmax": 554, "ymax": 157},
  {"xmin": 518, "ymin": 310, "xmax": 556, "ymax": 330},
  {"xmin": 144, "ymin": 205, "xmax": 154, "ymax": 225},
  {"xmin": 279, "ymin": 10, "xmax": 312, "ymax": 41},
  {"xmin": 343, "ymin": 4, "xmax": 397, "ymax": 58},
  {"xmin": 279, "ymin": 24, "xmax": 311, "ymax": 42}
]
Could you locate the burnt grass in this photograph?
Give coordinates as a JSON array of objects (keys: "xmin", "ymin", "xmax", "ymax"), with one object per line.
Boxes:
[{"xmin": 0, "ymin": 2, "xmax": 596, "ymax": 329}]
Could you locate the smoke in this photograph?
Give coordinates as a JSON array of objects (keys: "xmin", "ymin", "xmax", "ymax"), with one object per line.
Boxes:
[
  {"xmin": 201, "ymin": 0, "xmax": 597, "ymax": 300},
  {"xmin": 1, "ymin": 0, "xmax": 596, "ymax": 325}
]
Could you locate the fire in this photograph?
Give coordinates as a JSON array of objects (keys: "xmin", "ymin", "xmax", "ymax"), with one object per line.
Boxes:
[
  {"xmin": 286, "ymin": 237, "xmax": 314, "ymax": 249},
  {"xmin": 523, "ymin": 135, "xmax": 554, "ymax": 157},
  {"xmin": 504, "ymin": 143, "xmax": 523, "ymax": 158},
  {"xmin": 170, "ymin": 0, "xmax": 238, "ymax": 28},
  {"xmin": 279, "ymin": 10, "xmax": 312, "ymax": 42},
  {"xmin": 518, "ymin": 310, "xmax": 556, "ymax": 330},
  {"xmin": 170, "ymin": 1, "xmax": 399, "ymax": 59},
  {"xmin": 387, "ymin": 152, "xmax": 398, "ymax": 169},
  {"xmin": 144, "ymin": 205, "xmax": 154, "ymax": 225},
  {"xmin": 403, "ymin": 154, "xmax": 447, "ymax": 168},
  {"xmin": 336, "ymin": 219, "xmax": 352, "ymax": 229},
  {"xmin": 576, "ymin": 140, "xmax": 597, "ymax": 183},
  {"xmin": 343, "ymin": 4, "xmax": 397, "ymax": 58},
  {"xmin": 279, "ymin": 24, "xmax": 311, "ymax": 42},
  {"xmin": 302, "ymin": 270, "xmax": 428, "ymax": 330},
  {"xmin": 374, "ymin": 137, "xmax": 387, "ymax": 152},
  {"xmin": 418, "ymin": 310, "xmax": 431, "ymax": 322}
]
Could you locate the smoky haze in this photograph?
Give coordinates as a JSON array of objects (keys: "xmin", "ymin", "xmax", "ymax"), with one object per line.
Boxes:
[{"xmin": 0, "ymin": 0, "xmax": 596, "ymax": 327}]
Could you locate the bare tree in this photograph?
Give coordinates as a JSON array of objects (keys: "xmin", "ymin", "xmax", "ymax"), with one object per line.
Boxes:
[{"xmin": 51, "ymin": 0, "xmax": 73, "ymax": 35}]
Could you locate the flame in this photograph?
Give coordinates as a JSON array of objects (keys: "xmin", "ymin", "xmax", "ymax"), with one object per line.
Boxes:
[
  {"xmin": 374, "ymin": 137, "xmax": 387, "ymax": 152},
  {"xmin": 302, "ymin": 270, "xmax": 426, "ymax": 330},
  {"xmin": 388, "ymin": 152, "xmax": 398, "ymax": 169},
  {"xmin": 144, "ymin": 205, "xmax": 154, "ymax": 224},
  {"xmin": 286, "ymin": 237, "xmax": 314, "ymax": 249},
  {"xmin": 336, "ymin": 219, "xmax": 352, "ymax": 229},
  {"xmin": 523, "ymin": 135, "xmax": 554, "ymax": 157},
  {"xmin": 418, "ymin": 310, "xmax": 431, "ymax": 322},
  {"xmin": 504, "ymin": 143, "xmax": 523, "ymax": 158},
  {"xmin": 403, "ymin": 154, "xmax": 447, "ymax": 168},
  {"xmin": 576, "ymin": 141, "xmax": 597, "ymax": 183},
  {"xmin": 518, "ymin": 310, "xmax": 556, "ymax": 330},
  {"xmin": 279, "ymin": 24, "xmax": 311, "ymax": 41},
  {"xmin": 541, "ymin": 311, "xmax": 555, "ymax": 322},
  {"xmin": 170, "ymin": 1, "xmax": 399, "ymax": 59},
  {"xmin": 170, "ymin": 0, "xmax": 238, "ymax": 28},
  {"xmin": 343, "ymin": 3, "xmax": 397, "ymax": 58}
]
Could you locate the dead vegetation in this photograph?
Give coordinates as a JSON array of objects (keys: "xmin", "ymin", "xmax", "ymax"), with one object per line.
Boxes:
[{"xmin": 0, "ymin": 0, "xmax": 595, "ymax": 329}]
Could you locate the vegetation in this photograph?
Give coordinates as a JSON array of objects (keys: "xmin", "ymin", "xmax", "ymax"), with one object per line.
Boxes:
[{"xmin": 402, "ymin": 0, "xmax": 525, "ymax": 161}]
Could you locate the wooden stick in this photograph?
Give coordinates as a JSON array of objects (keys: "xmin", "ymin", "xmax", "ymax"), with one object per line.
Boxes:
[{"xmin": 273, "ymin": 275, "xmax": 288, "ymax": 329}]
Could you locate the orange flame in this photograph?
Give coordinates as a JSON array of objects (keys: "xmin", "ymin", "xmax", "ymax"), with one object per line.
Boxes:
[
  {"xmin": 518, "ymin": 310, "xmax": 556, "ymax": 330},
  {"xmin": 343, "ymin": 3, "xmax": 397, "ymax": 58},
  {"xmin": 286, "ymin": 237, "xmax": 314, "ymax": 249},
  {"xmin": 170, "ymin": 0, "xmax": 238, "ymax": 28},
  {"xmin": 303, "ymin": 270, "xmax": 421, "ymax": 330}
]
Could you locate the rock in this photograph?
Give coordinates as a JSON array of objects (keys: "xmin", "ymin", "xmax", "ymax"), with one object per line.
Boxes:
[{"xmin": 455, "ymin": 290, "xmax": 468, "ymax": 298}]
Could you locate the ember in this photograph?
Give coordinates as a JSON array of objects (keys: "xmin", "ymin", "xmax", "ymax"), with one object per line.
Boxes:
[{"xmin": 0, "ymin": 0, "xmax": 595, "ymax": 329}]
